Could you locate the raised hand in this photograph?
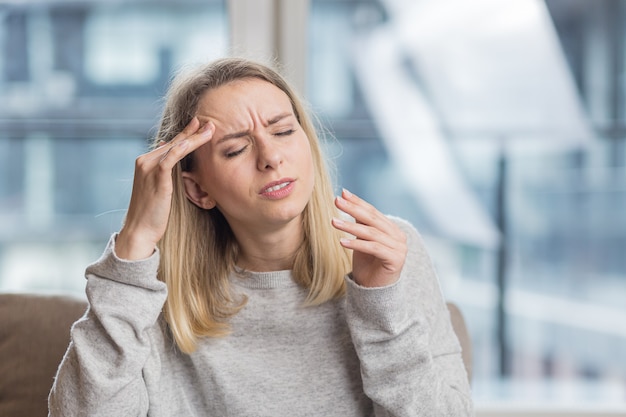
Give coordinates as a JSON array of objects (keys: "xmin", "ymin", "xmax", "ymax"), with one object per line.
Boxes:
[
  {"xmin": 332, "ymin": 189, "xmax": 407, "ymax": 288},
  {"xmin": 116, "ymin": 117, "xmax": 214, "ymax": 260}
]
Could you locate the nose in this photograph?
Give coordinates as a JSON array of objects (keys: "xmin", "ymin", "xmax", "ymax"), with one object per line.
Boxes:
[{"xmin": 256, "ymin": 136, "xmax": 283, "ymax": 171}]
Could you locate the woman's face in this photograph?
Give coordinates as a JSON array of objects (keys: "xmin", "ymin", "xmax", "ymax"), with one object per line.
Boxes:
[{"xmin": 182, "ymin": 78, "xmax": 315, "ymax": 237}]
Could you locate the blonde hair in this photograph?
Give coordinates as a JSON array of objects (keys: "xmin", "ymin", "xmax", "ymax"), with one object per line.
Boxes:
[{"xmin": 154, "ymin": 58, "xmax": 352, "ymax": 353}]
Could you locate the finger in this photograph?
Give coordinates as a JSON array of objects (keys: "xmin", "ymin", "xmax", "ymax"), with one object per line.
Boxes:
[
  {"xmin": 334, "ymin": 218, "xmax": 408, "ymax": 265},
  {"xmin": 171, "ymin": 116, "xmax": 201, "ymax": 144},
  {"xmin": 331, "ymin": 217, "xmax": 402, "ymax": 250},
  {"xmin": 153, "ymin": 121, "xmax": 215, "ymax": 167},
  {"xmin": 332, "ymin": 220, "xmax": 407, "ymax": 270},
  {"xmin": 340, "ymin": 234, "xmax": 406, "ymax": 281},
  {"xmin": 339, "ymin": 236, "xmax": 405, "ymax": 270},
  {"xmin": 158, "ymin": 143, "xmax": 177, "ymax": 164},
  {"xmin": 152, "ymin": 117, "xmax": 201, "ymax": 151},
  {"xmin": 335, "ymin": 189, "xmax": 395, "ymax": 230}
]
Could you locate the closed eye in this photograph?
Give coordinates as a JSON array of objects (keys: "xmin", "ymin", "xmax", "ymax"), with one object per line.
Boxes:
[
  {"xmin": 275, "ymin": 129, "xmax": 295, "ymax": 137},
  {"xmin": 225, "ymin": 146, "xmax": 248, "ymax": 158}
]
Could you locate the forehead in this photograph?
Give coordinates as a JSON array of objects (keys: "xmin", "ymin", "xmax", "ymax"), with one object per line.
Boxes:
[{"xmin": 196, "ymin": 78, "xmax": 293, "ymax": 120}]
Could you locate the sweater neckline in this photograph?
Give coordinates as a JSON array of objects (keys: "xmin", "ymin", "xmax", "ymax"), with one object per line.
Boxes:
[{"xmin": 231, "ymin": 267, "xmax": 299, "ymax": 289}]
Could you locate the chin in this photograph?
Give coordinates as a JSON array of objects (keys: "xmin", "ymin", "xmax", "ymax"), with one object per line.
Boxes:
[{"xmin": 268, "ymin": 203, "xmax": 307, "ymax": 225}]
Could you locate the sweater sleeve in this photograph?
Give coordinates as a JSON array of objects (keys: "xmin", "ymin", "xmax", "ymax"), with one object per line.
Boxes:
[
  {"xmin": 48, "ymin": 234, "xmax": 167, "ymax": 417},
  {"xmin": 345, "ymin": 217, "xmax": 474, "ymax": 417}
]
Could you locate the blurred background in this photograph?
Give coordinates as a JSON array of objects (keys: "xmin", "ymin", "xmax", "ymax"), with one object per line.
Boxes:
[{"xmin": 0, "ymin": 0, "xmax": 625, "ymax": 414}]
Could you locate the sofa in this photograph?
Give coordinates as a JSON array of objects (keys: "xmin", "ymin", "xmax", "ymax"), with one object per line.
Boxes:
[{"xmin": 0, "ymin": 292, "xmax": 472, "ymax": 417}]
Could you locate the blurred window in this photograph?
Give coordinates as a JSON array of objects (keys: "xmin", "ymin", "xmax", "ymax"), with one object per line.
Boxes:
[
  {"xmin": 310, "ymin": 0, "xmax": 626, "ymax": 410},
  {"xmin": 0, "ymin": 0, "xmax": 227, "ymax": 295}
]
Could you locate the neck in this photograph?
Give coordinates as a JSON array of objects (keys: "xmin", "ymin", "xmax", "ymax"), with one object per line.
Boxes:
[{"xmin": 231, "ymin": 219, "xmax": 304, "ymax": 272}]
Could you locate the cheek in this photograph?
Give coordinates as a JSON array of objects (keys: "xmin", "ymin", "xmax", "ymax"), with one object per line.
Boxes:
[
  {"xmin": 205, "ymin": 161, "xmax": 252, "ymax": 197},
  {"xmin": 301, "ymin": 146, "xmax": 316, "ymax": 189},
  {"xmin": 305, "ymin": 151, "xmax": 314, "ymax": 175},
  {"xmin": 303, "ymin": 139, "xmax": 315, "ymax": 170}
]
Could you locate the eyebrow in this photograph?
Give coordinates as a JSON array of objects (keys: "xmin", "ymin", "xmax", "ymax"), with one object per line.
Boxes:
[{"xmin": 216, "ymin": 113, "xmax": 293, "ymax": 145}]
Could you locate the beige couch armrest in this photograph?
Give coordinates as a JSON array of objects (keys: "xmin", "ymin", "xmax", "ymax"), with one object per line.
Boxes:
[{"xmin": 0, "ymin": 293, "xmax": 87, "ymax": 417}]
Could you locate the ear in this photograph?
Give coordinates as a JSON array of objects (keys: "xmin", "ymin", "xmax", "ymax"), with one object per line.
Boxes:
[{"xmin": 181, "ymin": 172, "xmax": 216, "ymax": 210}]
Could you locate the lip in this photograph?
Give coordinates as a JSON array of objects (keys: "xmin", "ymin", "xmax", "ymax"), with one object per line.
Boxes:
[{"xmin": 259, "ymin": 178, "xmax": 296, "ymax": 200}]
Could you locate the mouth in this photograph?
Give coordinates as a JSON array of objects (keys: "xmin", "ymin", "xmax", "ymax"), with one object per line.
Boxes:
[
  {"xmin": 259, "ymin": 178, "xmax": 296, "ymax": 199},
  {"xmin": 263, "ymin": 181, "xmax": 291, "ymax": 193}
]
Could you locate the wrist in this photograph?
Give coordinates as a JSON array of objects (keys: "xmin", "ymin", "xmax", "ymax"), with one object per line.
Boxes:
[{"xmin": 115, "ymin": 228, "xmax": 157, "ymax": 260}]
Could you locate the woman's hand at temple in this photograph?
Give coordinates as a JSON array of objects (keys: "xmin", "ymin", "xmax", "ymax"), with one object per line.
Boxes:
[
  {"xmin": 116, "ymin": 117, "xmax": 214, "ymax": 260},
  {"xmin": 332, "ymin": 189, "xmax": 408, "ymax": 288}
]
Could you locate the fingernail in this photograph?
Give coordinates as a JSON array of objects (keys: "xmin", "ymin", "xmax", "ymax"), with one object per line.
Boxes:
[
  {"xmin": 340, "ymin": 238, "xmax": 351, "ymax": 245},
  {"xmin": 332, "ymin": 217, "xmax": 344, "ymax": 225},
  {"xmin": 342, "ymin": 188, "xmax": 353, "ymax": 198}
]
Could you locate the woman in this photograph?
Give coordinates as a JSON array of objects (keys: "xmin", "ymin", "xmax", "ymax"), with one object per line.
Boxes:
[{"xmin": 48, "ymin": 58, "xmax": 473, "ymax": 416}]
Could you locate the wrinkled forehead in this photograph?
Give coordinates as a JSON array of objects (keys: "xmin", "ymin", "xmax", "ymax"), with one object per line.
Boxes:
[{"xmin": 195, "ymin": 78, "xmax": 294, "ymax": 126}]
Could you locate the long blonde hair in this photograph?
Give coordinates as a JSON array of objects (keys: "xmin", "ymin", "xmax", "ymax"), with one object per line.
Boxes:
[{"xmin": 154, "ymin": 58, "xmax": 352, "ymax": 353}]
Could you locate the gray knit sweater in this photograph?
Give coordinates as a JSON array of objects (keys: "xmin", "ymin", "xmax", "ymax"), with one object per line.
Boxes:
[{"xmin": 48, "ymin": 217, "xmax": 473, "ymax": 416}]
